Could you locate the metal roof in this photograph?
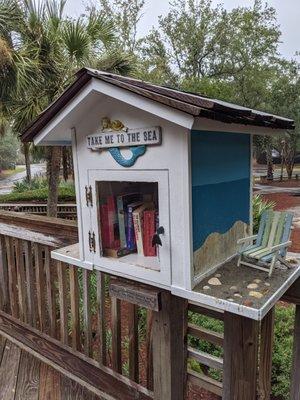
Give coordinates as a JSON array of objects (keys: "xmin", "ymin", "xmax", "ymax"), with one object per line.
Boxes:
[{"xmin": 20, "ymin": 67, "xmax": 295, "ymax": 142}]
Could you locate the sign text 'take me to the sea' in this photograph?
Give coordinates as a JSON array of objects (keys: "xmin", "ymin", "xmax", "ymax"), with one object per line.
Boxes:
[{"xmin": 87, "ymin": 126, "xmax": 161, "ymax": 150}]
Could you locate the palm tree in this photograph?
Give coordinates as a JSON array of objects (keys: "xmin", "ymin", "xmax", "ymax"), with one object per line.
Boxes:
[{"xmin": 0, "ymin": 0, "xmax": 135, "ymax": 216}]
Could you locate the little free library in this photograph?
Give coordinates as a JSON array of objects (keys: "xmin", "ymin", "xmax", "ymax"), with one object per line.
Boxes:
[{"xmin": 18, "ymin": 67, "xmax": 300, "ymax": 400}]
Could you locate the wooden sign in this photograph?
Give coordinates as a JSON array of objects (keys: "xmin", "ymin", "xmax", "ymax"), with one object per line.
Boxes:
[
  {"xmin": 109, "ymin": 279, "xmax": 163, "ymax": 311},
  {"xmin": 87, "ymin": 126, "xmax": 161, "ymax": 150}
]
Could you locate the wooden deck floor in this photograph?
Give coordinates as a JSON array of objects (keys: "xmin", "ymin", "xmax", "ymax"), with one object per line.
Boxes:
[{"xmin": 0, "ymin": 336, "xmax": 102, "ymax": 400}]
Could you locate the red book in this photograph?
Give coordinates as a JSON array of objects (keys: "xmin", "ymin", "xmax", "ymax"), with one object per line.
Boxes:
[
  {"xmin": 100, "ymin": 204, "xmax": 109, "ymax": 249},
  {"xmin": 107, "ymin": 195, "xmax": 120, "ymax": 248},
  {"xmin": 143, "ymin": 210, "xmax": 157, "ymax": 257}
]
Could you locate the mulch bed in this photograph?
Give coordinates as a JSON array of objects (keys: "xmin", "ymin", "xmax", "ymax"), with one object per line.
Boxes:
[{"xmin": 259, "ymin": 180, "xmax": 300, "ymax": 188}]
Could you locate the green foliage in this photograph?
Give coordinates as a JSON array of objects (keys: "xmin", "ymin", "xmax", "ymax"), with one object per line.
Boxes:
[
  {"xmin": 0, "ymin": 181, "xmax": 75, "ymax": 202},
  {"xmin": 188, "ymin": 305, "xmax": 295, "ymax": 398},
  {"xmin": 98, "ymin": 0, "xmax": 145, "ymax": 53},
  {"xmin": 139, "ymin": 0, "xmax": 280, "ymax": 89},
  {"xmin": 252, "ymin": 194, "xmax": 276, "ymax": 233},
  {"xmin": 271, "ymin": 305, "xmax": 294, "ymax": 399},
  {"xmin": 0, "ymin": 130, "xmax": 20, "ymax": 169},
  {"xmin": 0, "ymin": 0, "xmax": 136, "ymax": 138},
  {"xmin": 188, "ymin": 311, "xmax": 223, "ymax": 381},
  {"xmin": 12, "ymin": 175, "xmax": 48, "ymax": 193}
]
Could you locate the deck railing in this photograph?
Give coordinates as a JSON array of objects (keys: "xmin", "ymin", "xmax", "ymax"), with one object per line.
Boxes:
[
  {"xmin": 0, "ymin": 203, "xmax": 77, "ymax": 219},
  {"xmin": 0, "ymin": 211, "xmax": 228, "ymax": 399},
  {"xmin": 0, "ymin": 211, "xmax": 285, "ymax": 399}
]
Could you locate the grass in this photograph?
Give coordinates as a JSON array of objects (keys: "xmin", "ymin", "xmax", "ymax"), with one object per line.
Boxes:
[
  {"xmin": 0, "ymin": 166, "xmax": 25, "ymax": 179},
  {"xmin": 0, "ymin": 184, "xmax": 76, "ymax": 203}
]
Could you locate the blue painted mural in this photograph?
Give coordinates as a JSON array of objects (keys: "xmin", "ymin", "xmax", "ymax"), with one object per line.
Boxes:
[{"xmin": 191, "ymin": 131, "xmax": 251, "ymax": 256}]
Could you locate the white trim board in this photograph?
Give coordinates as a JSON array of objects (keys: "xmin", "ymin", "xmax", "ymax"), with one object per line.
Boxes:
[
  {"xmin": 192, "ymin": 117, "xmax": 287, "ymax": 136},
  {"xmin": 51, "ymin": 244, "xmax": 93, "ymax": 270},
  {"xmin": 34, "ymin": 79, "xmax": 194, "ymax": 146}
]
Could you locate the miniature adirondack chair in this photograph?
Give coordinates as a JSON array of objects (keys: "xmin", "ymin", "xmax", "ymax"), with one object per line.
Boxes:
[{"xmin": 237, "ymin": 210, "xmax": 293, "ymax": 277}]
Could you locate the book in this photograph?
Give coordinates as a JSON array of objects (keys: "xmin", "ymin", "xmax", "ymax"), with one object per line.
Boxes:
[
  {"xmin": 132, "ymin": 203, "xmax": 154, "ymax": 255},
  {"xmin": 143, "ymin": 210, "xmax": 157, "ymax": 257},
  {"xmin": 100, "ymin": 204, "xmax": 109, "ymax": 250},
  {"xmin": 107, "ymin": 195, "xmax": 120, "ymax": 248},
  {"xmin": 117, "ymin": 193, "xmax": 140, "ymax": 248},
  {"xmin": 126, "ymin": 201, "xmax": 144, "ymax": 250}
]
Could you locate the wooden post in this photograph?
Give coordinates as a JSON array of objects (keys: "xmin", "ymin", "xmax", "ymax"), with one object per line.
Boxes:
[
  {"xmin": 152, "ymin": 292, "xmax": 188, "ymax": 400},
  {"xmin": 223, "ymin": 312, "xmax": 259, "ymax": 400},
  {"xmin": 258, "ymin": 308, "xmax": 275, "ymax": 400},
  {"xmin": 291, "ymin": 305, "xmax": 300, "ymax": 400}
]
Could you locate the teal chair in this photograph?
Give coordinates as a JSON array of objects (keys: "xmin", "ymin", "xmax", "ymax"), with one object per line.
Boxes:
[{"xmin": 237, "ymin": 211, "xmax": 294, "ymax": 277}]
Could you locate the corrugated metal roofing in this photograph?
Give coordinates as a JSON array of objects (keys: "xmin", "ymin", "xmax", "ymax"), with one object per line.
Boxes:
[{"xmin": 20, "ymin": 67, "xmax": 295, "ymax": 142}]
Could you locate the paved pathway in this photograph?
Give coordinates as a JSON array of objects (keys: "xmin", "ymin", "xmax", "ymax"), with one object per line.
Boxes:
[
  {"xmin": 254, "ymin": 183, "xmax": 300, "ymax": 195},
  {"xmin": 0, "ymin": 163, "xmax": 46, "ymax": 195}
]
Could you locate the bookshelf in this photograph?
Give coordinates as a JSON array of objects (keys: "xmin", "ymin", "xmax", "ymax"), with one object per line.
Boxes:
[
  {"xmin": 96, "ymin": 180, "xmax": 159, "ymax": 269},
  {"xmin": 88, "ymin": 169, "xmax": 171, "ymax": 286}
]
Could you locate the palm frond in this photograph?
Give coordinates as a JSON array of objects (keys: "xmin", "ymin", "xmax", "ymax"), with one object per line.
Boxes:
[
  {"xmin": 91, "ymin": 50, "xmax": 136, "ymax": 76},
  {"xmin": 86, "ymin": 8, "xmax": 116, "ymax": 47},
  {"xmin": 10, "ymin": 92, "xmax": 46, "ymax": 133},
  {"xmin": 62, "ymin": 19, "xmax": 91, "ymax": 63},
  {"xmin": 45, "ymin": 0, "xmax": 67, "ymax": 31},
  {"xmin": 0, "ymin": 0, "xmax": 22, "ymax": 35}
]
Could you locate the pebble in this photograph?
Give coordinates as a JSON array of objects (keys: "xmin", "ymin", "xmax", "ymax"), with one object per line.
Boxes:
[
  {"xmin": 203, "ymin": 286, "xmax": 210, "ymax": 290},
  {"xmin": 215, "ymin": 273, "xmax": 222, "ymax": 278},
  {"xmin": 227, "ymin": 298, "xmax": 234, "ymax": 302},
  {"xmin": 208, "ymin": 277, "xmax": 222, "ymax": 286},
  {"xmin": 247, "ymin": 283, "xmax": 258, "ymax": 290},
  {"xmin": 230, "ymin": 286, "xmax": 238, "ymax": 291},
  {"xmin": 264, "ymin": 282, "xmax": 270, "ymax": 287},
  {"xmin": 234, "ymin": 293, "xmax": 242, "ymax": 298},
  {"xmin": 249, "ymin": 291, "xmax": 264, "ymax": 299},
  {"xmin": 287, "ymin": 258, "xmax": 298, "ymax": 264},
  {"xmin": 254, "ymin": 279, "xmax": 262, "ymax": 284},
  {"xmin": 243, "ymin": 300, "xmax": 254, "ymax": 307}
]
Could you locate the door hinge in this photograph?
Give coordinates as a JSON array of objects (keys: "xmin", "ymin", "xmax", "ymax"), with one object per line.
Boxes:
[
  {"xmin": 85, "ymin": 185, "xmax": 93, "ymax": 207},
  {"xmin": 88, "ymin": 230, "xmax": 96, "ymax": 253}
]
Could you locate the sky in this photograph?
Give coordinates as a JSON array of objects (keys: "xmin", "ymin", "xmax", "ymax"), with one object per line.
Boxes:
[{"xmin": 64, "ymin": 0, "xmax": 300, "ymax": 60}]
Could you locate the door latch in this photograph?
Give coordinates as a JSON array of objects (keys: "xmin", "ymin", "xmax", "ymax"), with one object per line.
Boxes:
[
  {"xmin": 85, "ymin": 185, "xmax": 93, "ymax": 207},
  {"xmin": 88, "ymin": 230, "xmax": 96, "ymax": 252},
  {"xmin": 152, "ymin": 226, "xmax": 165, "ymax": 247}
]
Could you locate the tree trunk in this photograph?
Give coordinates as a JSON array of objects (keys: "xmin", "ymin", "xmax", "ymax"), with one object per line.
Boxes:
[
  {"xmin": 47, "ymin": 146, "xmax": 62, "ymax": 217},
  {"xmin": 23, "ymin": 143, "xmax": 31, "ymax": 182},
  {"xmin": 62, "ymin": 146, "xmax": 69, "ymax": 181},
  {"xmin": 266, "ymin": 141, "xmax": 273, "ymax": 181}
]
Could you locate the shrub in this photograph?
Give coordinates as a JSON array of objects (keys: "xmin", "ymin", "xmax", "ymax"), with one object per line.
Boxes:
[
  {"xmin": 188, "ymin": 304, "xmax": 295, "ymax": 399},
  {"xmin": 0, "ymin": 184, "xmax": 75, "ymax": 203},
  {"xmin": 13, "ymin": 176, "xmax": 48, "ymax": 193},
  {"xmin": 0, "ymin": 131, "xmax": 20, "ymax": 169},
  {"xmin": 272, "ymin": 304, "xmax": 294, "ymax": 399},
  {"xmin": 253, "ymin": 194, "xmax": 276, "ymax": 233}
]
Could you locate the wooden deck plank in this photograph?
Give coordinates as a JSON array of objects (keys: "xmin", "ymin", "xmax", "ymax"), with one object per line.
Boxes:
[
  {"xmin": 0, "ymin": 312, "xmax": 153, "ymax": 400},
  {"xmin": 0, "ymin": 341, "xmax": 21, "ymax": 400},
  {"xmin": 15, "ymin": 351, "xmax": 40, "ymax": 400},
  {"xmin": 60, "ymin": 375, "xmax": 88, "ymax": 399},
  {"xmin": 39, "ymin": 364, "xmax": 61, "ymax": 400}
]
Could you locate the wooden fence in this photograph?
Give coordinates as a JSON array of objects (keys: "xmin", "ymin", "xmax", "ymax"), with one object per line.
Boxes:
[
  {"xmin": 0, "ymin": 203, "xmax": 77, "ymax": 219},
  {"xmin": 0, "ymin": 211, "xmax": 224, "ymax": 399}
]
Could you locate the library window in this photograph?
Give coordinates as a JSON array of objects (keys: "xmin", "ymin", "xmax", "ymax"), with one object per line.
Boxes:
[{"xmin": 96, "ymin": 181, "xmax": 160, "ymax": 271}]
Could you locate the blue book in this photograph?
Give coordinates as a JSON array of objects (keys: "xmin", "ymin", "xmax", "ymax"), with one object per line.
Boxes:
[
  {"xmin": 126, "ymin": 201, "xmax": 143, "ymax": 250},
  {"xmin": 117, "ymin": 193, "xmax": 140, "ymax": 248}
]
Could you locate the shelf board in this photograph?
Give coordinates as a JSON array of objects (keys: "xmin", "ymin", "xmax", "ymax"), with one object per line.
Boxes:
[
  {"xmin": 116, "ymin": 253, "xmax": 160, "ymax": 271},
  {"xmin": 172, "ymin": 256, "xmax": 300, "ymax": 320},
  {"xmin": 51, "ymin": 243, "xmax": 160, "ymax": 272},
  {"xmin": 51, "ymin": 243, "xmax": 93, "ymax": 270}
]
